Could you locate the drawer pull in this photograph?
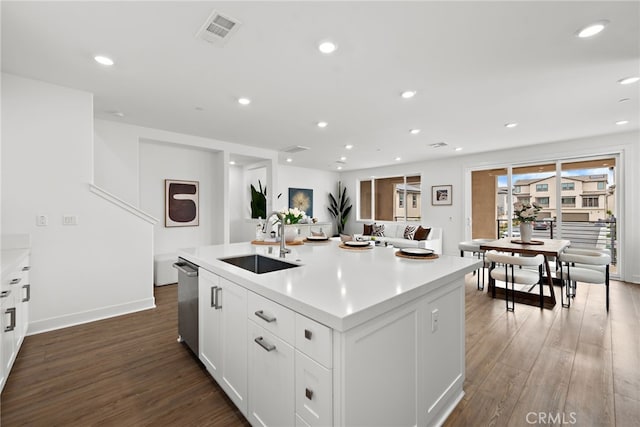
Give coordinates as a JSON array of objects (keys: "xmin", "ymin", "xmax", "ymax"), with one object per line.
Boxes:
[
  {"xmin": 305, "ymin": 388, "xmax": 314, "ymax": 400},
  {"xmin": 22, "ymin": 284, "xmax": 31, "ymax": 302},
  {"xmin": 254, "ymin": 336, "xmax": 276, "ymax": 352},
  {"xmin": 22, "ymin": 266, "xmax": 31, "ymax": 272},
  {"xmin": 10, "ymin": 278, "xmax": 21, "ymax": 285},
  {"xmin": 255, "ymin": 310, "xmax": 276, "ymax": 323},
  {"xmin": 0, "ymin": 290, "xmax": 10, "ymax": 298},
  {"xmin": 304, "ymin": 329, "xmax": 313, "ymax": 340},
  {"xmin": 4, "ymin": 307, "xmax": 16, "ymax": 332}
]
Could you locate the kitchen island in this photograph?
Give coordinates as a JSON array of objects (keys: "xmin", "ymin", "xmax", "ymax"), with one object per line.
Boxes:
[{"xmin": 180, "ymin": 241, "xmax": 480, "ymax": 427}]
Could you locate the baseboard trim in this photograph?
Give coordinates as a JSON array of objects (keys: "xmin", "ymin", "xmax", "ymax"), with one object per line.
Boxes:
[{"xmin": 27, "ymin": 297, "xmax": 156, "ymax": 335}]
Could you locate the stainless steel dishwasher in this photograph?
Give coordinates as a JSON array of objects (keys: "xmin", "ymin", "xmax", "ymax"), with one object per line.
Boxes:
[{"xmin": 173, "ymin": 258, "xmax": 199, "ymax": 355}]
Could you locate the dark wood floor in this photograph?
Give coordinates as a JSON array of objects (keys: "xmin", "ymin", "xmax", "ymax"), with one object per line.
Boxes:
[{"xmin": 2, "ymin": 277, "xmax": 638, "ymax": 426}]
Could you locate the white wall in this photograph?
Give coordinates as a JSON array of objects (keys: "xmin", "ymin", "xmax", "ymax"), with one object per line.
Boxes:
[
  {"xmin": 1, "ymin": 74, "xmax": 155, "ymax": 333},
  {"xmin": 277, "ymin": 165, "xmax": 340, "ymax": 224},
  {"xmin": 139, "ymin": 140, "xmax": 222, "ymax": 254},
  {"xmin": 340, "ymin": 131, "xmax": 640, "ymax": 283}
]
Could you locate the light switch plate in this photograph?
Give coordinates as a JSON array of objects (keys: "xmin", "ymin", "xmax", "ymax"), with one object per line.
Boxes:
[{"xmin": 63, "ymin": 215, "xmax": 78, "ymax": 226}]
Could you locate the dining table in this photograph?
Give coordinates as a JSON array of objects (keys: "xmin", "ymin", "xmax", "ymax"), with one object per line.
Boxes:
[{"xmin": 479, "ymin": 238, "xmax": 571, "ymax": 309}]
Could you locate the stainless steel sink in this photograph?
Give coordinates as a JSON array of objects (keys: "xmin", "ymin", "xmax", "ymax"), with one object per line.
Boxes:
[{"xmin": 218, "ymin": 254, "xmax": 300, "ymax": 274}]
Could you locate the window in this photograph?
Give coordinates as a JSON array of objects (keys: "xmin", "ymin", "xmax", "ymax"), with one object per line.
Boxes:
[
  {"xmin": 514, "ymin": 186, "xmax": 522, "ymax": 194},
  {"xmin": 536, "ymin": 184, "xmax": 548, "ymax": 192},
  {"xmin": 536, "ymin": 197, "xmax": 550, "ymax": 207},
  {"xmin": 359, "ymin": 174, "xmax": 421, "ymax": 221},
  {"xmin": 561, "ymin": 182, "xmax": 575, "ymax": 191},
  {"xmin": 582, "ymin": 196, "xmax": 599, "ymax": 207},
  {"xmin": 597, "ymin": 182, "xmax": 605, "ymax": 190},
  {"xmin": 561, "ymin": 196, "xmax": 576, "ymax": 206},
  {"xmin": 517, "ymin": 196, "xmax": 530, "ymax": 204}
]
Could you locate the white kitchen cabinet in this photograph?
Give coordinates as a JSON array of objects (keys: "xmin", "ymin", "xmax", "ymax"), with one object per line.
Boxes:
[
  {"xmin": 248, "ymin": 320, "xmax": 295, "ymax": 427},
  {"xmin": 198, "ymin": 269, "xmax": 248, "ymax": 415},
  {"xmin": 1, "ymin": 250, "xmax": 30, "ymax": 392},
  {"xmin": 295, "ymin": 350, "xmax": 332, "ymax": 427}
]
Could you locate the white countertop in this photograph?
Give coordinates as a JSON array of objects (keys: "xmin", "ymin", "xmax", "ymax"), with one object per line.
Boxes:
[
  {"xmin": 1, "ymin": 249, "xmax": 30, "ymax": 280},
  {"xmin": 180, "ymin": 241, "xmax": 480, "ymax": 332}
]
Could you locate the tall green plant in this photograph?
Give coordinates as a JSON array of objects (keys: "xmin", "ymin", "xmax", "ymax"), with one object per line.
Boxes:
[
  {"xmin": 250, "ymin": 180, "xmax": 267, "ymax": 219},
  {"xmin": 328, "ymin": 181, "xmax": 353, "ymax": 235}
]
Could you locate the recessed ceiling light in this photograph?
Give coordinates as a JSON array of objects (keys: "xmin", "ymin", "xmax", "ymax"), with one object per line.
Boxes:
[
  {"xmin": 455, "ymin": 147, "xmax": 463, "ymax": 152},
  {"xmin": 340, "ymin": 156, "xmax": 347, "ymax": 161},
  {"xmin": 229, "ymin": 161, "xmax": 236, "ymax": 165},
  {"xmin": 94, "ymin": 55, "xmax": 114, "ymax": 66},
  {"xmin": 576, "ymin": 20, "xmax": 609, "ymax": 38},
  {"xmin": 337, "ymin": 166, "xmax": 343, "ymax": 170},
  {"xmin": 505, "ymin": 122, "xmax": 518, "ymax": 128},
  {"xmin": 318, "ymin": 41, "xmax": 337, "ymax": 54},
  {"xmin": 410, "ymin": 129, "xmax": 421, "ymax": 135},
  {"xmin": 345, "ymin": 144, "xmax": 353, "ymax": 150},
  {"xmin": 286, "ymin": 157, "xmax": 293, "ymax": 163},
  {"xmin": 317, "ymin": 121, "xmax": 328, "ymax": 128},
  {"xmin": 395, "ymin": 156, "xmax": 402, "ymax": 161},
  {"xmin": 616, "ymin": 120, "xmax": 629, "ymax": 125},
  {"xmin": 401, "ymin": 91, "xmax": 416, "ymax": 99},
  {"xmin": 238, "ymin": 97, "xmax": 251, "ymax": 105},
  {"xmin": 618, "ymin": 76, "xmax": 640, "ymax": 85}
]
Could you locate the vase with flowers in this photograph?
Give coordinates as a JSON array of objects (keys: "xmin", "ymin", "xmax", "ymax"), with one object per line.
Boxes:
[
  {"xmin": 513, "ymin": 201, "xmax": 541, "ymax": 243},
  {"xmin": 277, "ymin": 207, "xmax": 306, "ymax": 242}
]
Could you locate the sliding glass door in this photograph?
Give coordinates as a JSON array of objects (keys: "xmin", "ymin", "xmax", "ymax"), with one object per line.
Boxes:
[{"xmin": 470, "ymin": 156, "xmax": 619, "ymax": 276}]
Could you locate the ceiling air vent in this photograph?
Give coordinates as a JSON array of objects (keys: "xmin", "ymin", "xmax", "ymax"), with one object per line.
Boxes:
[
  {"xmin": 429, "ymin": 142, "xmax": 449, "ymax": 149},
  {"xmin": 196, "ymin": 10, "xmax": 241, "ymax": 45},
  {"xmin": 281, "ymin": 145, "xmax": 310, "ymax": 154}
]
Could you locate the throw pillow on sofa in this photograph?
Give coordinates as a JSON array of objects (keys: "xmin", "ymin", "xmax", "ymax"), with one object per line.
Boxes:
[
  {"xmin": 363, "ymin": 223, "xmax": 374, "ymax": 235},
  {"xmin": 403, "ymin": 225, "xmax": 418, "ymax": 239},
  {"xmin": 372, "ymin": 224, "xmax": 385, "ymax": 237},
  {"xmin": 413, "ymin": 226, "xmax": 431, "ymax": 241}
]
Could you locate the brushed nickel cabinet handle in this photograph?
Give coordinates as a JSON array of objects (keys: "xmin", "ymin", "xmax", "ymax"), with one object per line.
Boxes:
[
  {"xmin": 215, "ymin": 287, "xmax": 222, "ymax": 310},
  {"xmin": 0, "ymin": 290, "xmax": 10, "ymax": 298},
  {"xmin": 10, "ymin": 278, "xmax": 21, "ymax": 285},
  {"xmin": 304, "ymin": 329, "xmax": 313, "ymax": 340},
  {"xmin": 4, "ymin": 307, "xmax": 16, "ymax": 332},
  {"xmin": 211, "ymin": 286, "xmax": 217, "ymax": 308},
  {"xmin": 254, "ymin": 336, "xmax": 276, "ymax": 352},
  {"xmin": 255, "ymin": 310, "xmax": 276, "ymax": 323},
  {"xmin": 22, "ymin": 284, "xmax": 31, "ymax": 302},
  {"xmin": 22, "ymin": 266, "xmax": 31, "ymax": 271},
  {"xmin": 305, "ymin": 388, "xmax": 313, "ymax": 400}
]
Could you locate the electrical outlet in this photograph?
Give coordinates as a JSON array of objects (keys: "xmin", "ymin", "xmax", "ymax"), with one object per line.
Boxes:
[
  {"xmin": 36, "ymin": 215, "xmax": 48, "ymax": 226},
  {"xmin": 431, "ymin": 309, "xmax": 439, "ymax": 332}
]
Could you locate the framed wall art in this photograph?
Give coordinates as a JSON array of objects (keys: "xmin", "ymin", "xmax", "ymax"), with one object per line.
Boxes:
[
  {"xmin": 431, "ymin": 185, "xmax": 452, "ymax": 206},
  {"xmin": 165, "ymin": 179, "xmax": 199, "ymax": 227},
  {"xmin": 288, "ymin": 187, "xmax": 313, "ymax": 217}
]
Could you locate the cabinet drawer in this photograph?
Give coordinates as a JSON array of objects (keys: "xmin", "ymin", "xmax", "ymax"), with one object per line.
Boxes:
[
  {"xmin": 248, "ymin": 291, "xmax": 294, "ymax": 344},
  {"xmin": 295, "ymin": 350, "xmax": 332, "ymax": 427},
  {"xmin": 295, "ymin": 313, "xmax": 332, "ymax": 368},
  {"xmin": 296, "ymin": 413, "xmax": 311, "ymax": 427}
]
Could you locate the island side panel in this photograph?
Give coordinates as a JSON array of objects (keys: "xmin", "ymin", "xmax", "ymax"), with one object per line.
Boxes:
[{"xmin": 334, "ymin": 275, "xmax": 465, "ymax": 427}]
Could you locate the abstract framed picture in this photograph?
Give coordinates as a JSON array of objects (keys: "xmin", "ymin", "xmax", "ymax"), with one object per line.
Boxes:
[
  {"xmin": 165, "ymin": 179, "xmax": 199, "ymax": 227},
  {"xmin": 288, "ymin": 188, "xmax": 313, "ymax": 217},
  {"xmin": 431, "ymin": 185, "xmax": 452, "ymax": 206}
]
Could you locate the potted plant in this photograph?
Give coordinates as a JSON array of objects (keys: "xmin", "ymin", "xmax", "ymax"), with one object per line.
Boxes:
[
  {"xmin": 250, "ymin": 180, "xmax": 267, "ymax": 219},
  {"xmin": 328, "ymin": 181, "xmax": 353, "ymax": 236}
]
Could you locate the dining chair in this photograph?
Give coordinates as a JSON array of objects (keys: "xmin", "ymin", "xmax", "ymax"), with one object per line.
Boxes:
[
  {"xmin": 486, "ymin": 250, "xmax": 545, "ymax": 311},
  {"xmin": 557, "ymin": 249, "xmax": 611, "ymax": 311},
  {"xmin": 459, "ymin": 239, "xmax": 494, "ymax": 290}
]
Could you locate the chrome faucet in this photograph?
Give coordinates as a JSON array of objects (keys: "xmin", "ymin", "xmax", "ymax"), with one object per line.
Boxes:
[{"xmin": 265, "ymin": 211, "xmax": 291, "ymax": 258}]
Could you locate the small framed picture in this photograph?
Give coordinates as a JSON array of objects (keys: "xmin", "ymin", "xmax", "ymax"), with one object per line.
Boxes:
[{"xmin": 431, "ymin": 185, "xmax": 452, "ymax": 206}]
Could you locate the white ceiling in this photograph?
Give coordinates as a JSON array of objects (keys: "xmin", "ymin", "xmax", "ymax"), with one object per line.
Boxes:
[{"xmin": 2, "ymin": 1, "xmax": 639, "ymax": 171}]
